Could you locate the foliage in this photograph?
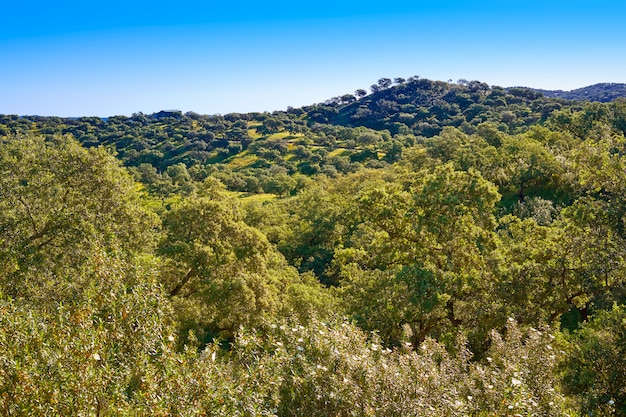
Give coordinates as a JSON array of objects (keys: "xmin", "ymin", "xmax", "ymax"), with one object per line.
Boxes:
[
  {"xmin": 336, "ymin": 164, "xmax": 501, "ymax": 347},
  {"xmin": 0, "ymin": 134, "xmax": 158, "ymax": 304},
  {"xmin": 201, "ymin": 318, "xmax": 571, "ymax": 417},
  {"xmin": 537, "ymin": 83, "xmax": 626, "ymax": 102},
  {"xmin": 562, "ymin": 304, "xmax": 626, "ymax": 416},
  {"xmin": 158, "ymin": 178, "xmax": 337, "ymax": 343}
]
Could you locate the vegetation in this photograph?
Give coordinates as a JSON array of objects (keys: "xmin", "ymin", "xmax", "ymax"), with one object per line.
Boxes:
[
  {"xmin": 1, "ymin": 77, "xmax": 626, "ymax": 415},
  {"xmin": 536, "ymin": 83, "xmax": 626, "ymax": 102}
]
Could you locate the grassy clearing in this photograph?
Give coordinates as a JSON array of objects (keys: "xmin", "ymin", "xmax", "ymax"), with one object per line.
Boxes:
[
  {"xmin": 225, "ymin": 152, "xmax": 259, "ymax": 168},
  {"xmin": 238, "ymin": 192, "xmax": 277, "ymax": 203}
]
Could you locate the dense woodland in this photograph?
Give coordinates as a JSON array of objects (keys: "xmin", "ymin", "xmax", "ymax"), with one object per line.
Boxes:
[{"xmin": 2, "ymin": 78, "xmax": 626, "ymax": 416}]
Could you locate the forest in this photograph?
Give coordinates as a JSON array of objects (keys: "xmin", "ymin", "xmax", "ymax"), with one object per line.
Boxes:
[{"xmin": 1, "ymin": 77, "xmax": 626, "ymax": 416}]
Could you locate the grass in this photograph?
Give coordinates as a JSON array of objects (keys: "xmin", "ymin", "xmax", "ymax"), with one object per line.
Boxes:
[
  {"xmin": 328, "ymin": 149, "xmax": 350, "ymax": 157},
  {"xmin": 224, "ymin": 151, "xmax": 259, "ymax": 169},
  {"xmin": 237, "ymin": 192, "xmax": 277, "ymax": 203}
]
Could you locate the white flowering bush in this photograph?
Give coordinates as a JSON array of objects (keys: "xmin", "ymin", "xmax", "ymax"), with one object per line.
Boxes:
[
  {"xmin": 0, "ymin": 292, "xmax": 576, "ymax": 417},
  {"xmin": 220, "ymin": 318, "xmax": 574, "ymax": 416}
]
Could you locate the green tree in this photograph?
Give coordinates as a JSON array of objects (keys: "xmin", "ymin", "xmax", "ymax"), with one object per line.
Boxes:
[
  {"xmin": 337, "ymin": 164, "xmax": 501, "ymax": 345},
  {"xmin": 158, "ymin": 178, "xmax": 321, "ymax": 342},
  {"xmin": 258, "ymin": 118, "xmax": 285, "ymax": 135},
  {"xmin": 0, "ymin": 134, "xmax": 158, "ymax": 303},
  {"xmin": 499, "ymin": 134, "xmax": 562, "ymax": 202},
  {"xmin": 497, "ymin": 198, "xmax": 626, "ymax": 328},
  {"xmin": 562, "ymin": 304, "xmax": 626, "ymax": 416}
]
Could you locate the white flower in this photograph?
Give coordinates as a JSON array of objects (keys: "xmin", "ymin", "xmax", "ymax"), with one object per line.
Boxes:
[
  {"xmin": 167, "ymin": 335, "xmax": 175, "ymax": 342},
  {"xmin": 92, "ymin": 353, "xmax": 101, "ymax": 361},
  {"xmin": 511, "ymin": 377, "xmax": 522, "ymax": 386}
]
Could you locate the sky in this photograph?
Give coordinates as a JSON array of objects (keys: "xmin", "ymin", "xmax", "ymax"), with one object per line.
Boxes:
[{"xmin": 1, "ymin": 0, "xmax": 625, "ymax": 117}]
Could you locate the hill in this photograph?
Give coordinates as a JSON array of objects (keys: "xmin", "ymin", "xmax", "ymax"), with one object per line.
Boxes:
[
  {"xmin": 532, "ymin": 82, "xmax": 626, "ymax": 102},
  {"xmin": 308, "ymin": 77, "xmax": 563, "ymax": 136},
  {"xmin": 1, "ymin": 77, "xmax": 625, "ymax": 199},
  {"xmin": 0, "ymin": 78, "xmax": 575, "ymax": 198}
]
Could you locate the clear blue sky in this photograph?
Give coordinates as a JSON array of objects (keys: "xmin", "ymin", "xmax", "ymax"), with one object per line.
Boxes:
[{"xmin": 1, "ymin": 0, "xmax": 625, "ymax": 117}]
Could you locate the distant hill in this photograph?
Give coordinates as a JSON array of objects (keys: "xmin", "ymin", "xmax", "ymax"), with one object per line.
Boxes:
[
  {"xmin": 3, "ymin": 77, "xmax": 626, "ymax": 189},
  {"xmin": 307, "ymin": 78, "xmax": 561, "ymax": 136},
  {"xmin": 529, "ymin": 83, "xmax": 626, "ymax": 102}
]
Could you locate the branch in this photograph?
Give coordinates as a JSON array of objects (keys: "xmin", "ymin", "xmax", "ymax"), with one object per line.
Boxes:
[
  {"xmin": 16, "ymin": 194, "xmax": 40, "ymax": 237},
  {"xmin": 169, "ymin": 268, "xmax": 196, "ymax": 297}
]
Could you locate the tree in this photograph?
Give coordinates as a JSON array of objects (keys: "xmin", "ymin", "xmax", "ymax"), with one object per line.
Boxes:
[
  {"xmin": 497, "ymin": 198, "xmax": 626, "ymax": 328},
  {"xmin": 337, "ymin": 164, "xmax": 501, "ymax": 345},
  {"xmin": 157, "ymin": 179, "xmax": 305, "ymax": 342},
  {"xmin": 258, "ymin": 118, "xmax": 285, "ymax": 135},
  {"xmin": 378, "ymin": 78, "xmax": 392, "ymax": 89},
  {"xmin": 499, "ymin": 134, "xmax": 562, "ymax": 202},
  {"xmin": 165, "ymin": 162, "xmax": 195, "ymax": 194},
  {"xmin": 562, "ymin": 304, "xmax": 626, "ymax": 416},
  {"xmin": 370, "ymin": 84, "xmax": 382, "ymax": 94},
  {"xmin": 340, "ymin": 94, "xmax": 356, "ymax": 104},
  {"xmin": 354, "ymin": 89, "xmax": 367, "ymax": 99},
  {"xmin": 261, "ymin": 172, "xmax": 297, "ymax": 196},
  {"xmin": 0, "ymin": 134, "xmax": 158, "ymax": 303},
  {"xmin": 0, "ymin": 264, "xmax": 179, "ymax": 416}
]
